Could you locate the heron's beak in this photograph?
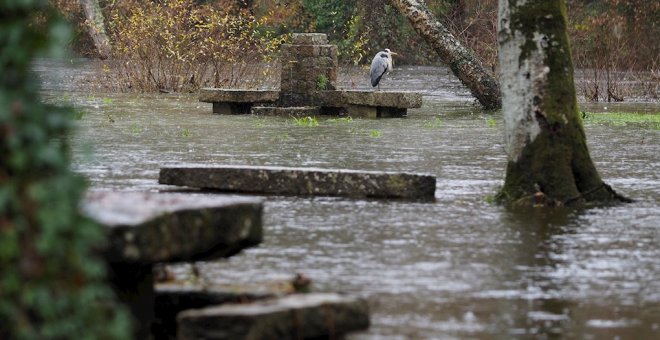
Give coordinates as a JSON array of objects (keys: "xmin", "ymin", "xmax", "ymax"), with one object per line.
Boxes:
[{"xmin": 390, "ymin": 51, "xmax": 398, "ymax": 56}]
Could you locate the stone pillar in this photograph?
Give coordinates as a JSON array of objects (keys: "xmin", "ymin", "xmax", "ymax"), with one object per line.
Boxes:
[{"xmin": 280, "ymin": 33, "xmax": 338, "ymax": 106}]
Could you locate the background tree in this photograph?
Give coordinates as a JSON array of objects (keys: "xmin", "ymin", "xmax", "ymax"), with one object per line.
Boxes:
[
  {"xmin": 47, "ymin": 0, "xmax": 657, "ymax": 100},
  {"xmin": 495, "ymin": 0, "xmax": 630, "ymax": 206},
  {"xmin": 0, "ymin": 1, "xmax": 130, "ymax": 338},
  {"xmin": 389, "ymin": 0, "xmax": 502, "ymax": 110},
  {"xmin": 79, "ymin": 0, "xmax": 111, "ymax": 59},
  {"xmin": 568, "ymin": 0, "xmax": 660, "ymax": 101}
]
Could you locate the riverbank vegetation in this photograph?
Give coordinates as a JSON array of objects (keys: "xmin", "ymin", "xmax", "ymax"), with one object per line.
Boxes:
[
  {"xmin": 582, "ymin": 111, "xmax": 660, "ymax": 130},
  {"xmin": 51, "ymin": 0, "xmax": 657, "ymax": 101}
]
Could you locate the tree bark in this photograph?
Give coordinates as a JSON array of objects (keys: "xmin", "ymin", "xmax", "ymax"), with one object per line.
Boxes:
[
  {"xmin": 389, "ymin": 0, "xmax": 501, "ymax": 110},
  {"xmin": 79, "ymin": 0, "xmax": 111, "ymax": 60},
  {"xmin": 496, "ymin": 0, "xmax": 630, "ymax": 207}
]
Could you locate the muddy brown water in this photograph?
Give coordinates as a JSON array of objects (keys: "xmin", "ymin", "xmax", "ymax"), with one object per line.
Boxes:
[{"xmin": 38, "ymin": 60, "xmax": 659, "ymax": 338}]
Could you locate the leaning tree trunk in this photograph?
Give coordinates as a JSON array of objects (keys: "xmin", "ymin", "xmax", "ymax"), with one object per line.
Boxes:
[
  {"xmin": 496, "ymin": 0, "xmax": 629, "ymax": 207},
  {"xmin": 389, "ymin": 0, "xmax": 501, "ymax": 110},
  {"xmin": 79, "ymin": 0, "xmax": 111, "ymax": 60}
]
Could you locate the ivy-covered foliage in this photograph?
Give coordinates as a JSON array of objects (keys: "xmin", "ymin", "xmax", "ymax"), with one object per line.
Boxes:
[{"xmin": 0, "ymin": 1, "xmax": 131, "ymax": 339}]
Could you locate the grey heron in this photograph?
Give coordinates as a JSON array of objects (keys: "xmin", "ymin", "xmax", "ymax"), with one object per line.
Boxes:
[{"xmin": 370, "ymin": 48, "xmax": 397, "ymax": 89}]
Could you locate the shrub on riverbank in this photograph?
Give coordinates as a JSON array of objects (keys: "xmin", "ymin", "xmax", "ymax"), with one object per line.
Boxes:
[{"xmin": 103, "ymin": 0, "xmax": 287, "ymax": 92}]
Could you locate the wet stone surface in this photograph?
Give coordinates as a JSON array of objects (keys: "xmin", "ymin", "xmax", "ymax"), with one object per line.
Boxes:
[
  {"xmin": 82, "ymin": 191, "xmax": 263, "ymax": 264},
  {"xmin": 177, "ymin": 293, "xmax": 370, "ymax": 340},
  {"xmin": 159, "ymin": 165, "xmax": 437, "ymax": 200},
  {"xmin": 340, "ymin": 90, "xmax": 423, "ymax": 109}
]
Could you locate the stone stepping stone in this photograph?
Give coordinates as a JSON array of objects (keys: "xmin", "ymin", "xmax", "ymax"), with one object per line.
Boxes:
[
  {"xmin": 159, "ymin": 165, "xmax": 436, "ymax": 200},
  {"xmin": 82, "ymin": 191, "xmax": 264, "ymax": 338},
  {"xmin": 177, "ymin": 293, "xmax": 369, "ymax": 339},
  {"xmin": 82, "ymin": 191, "xmax": 263, "ymax": 264}
]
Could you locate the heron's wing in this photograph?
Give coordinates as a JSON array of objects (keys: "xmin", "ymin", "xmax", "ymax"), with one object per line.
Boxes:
[{"xmin": 370, "ymin": 54, "xmax": 389, "ymax": 87}]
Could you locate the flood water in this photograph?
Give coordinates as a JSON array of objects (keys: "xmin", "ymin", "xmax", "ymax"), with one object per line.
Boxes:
[{"xmin": 39, "ymin": 60, "xmax": 660, "ymax": 339}]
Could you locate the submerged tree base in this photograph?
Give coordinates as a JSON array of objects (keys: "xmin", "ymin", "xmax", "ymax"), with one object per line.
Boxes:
[{"xmin": 496, "ymin": 181, "xmax": 633, "ymax": 208}]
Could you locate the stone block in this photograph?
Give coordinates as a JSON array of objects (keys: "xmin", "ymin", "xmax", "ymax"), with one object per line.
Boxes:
[
  {"xmin": 292, "ymin": 45, "xmax": 317, "ymax": 57},
  {"xmin": 279, "ymin": 80, "xmax": 295, "ymax": 93},
  {"xmin": 346, "ymin": 104, "xmax": 407, "ymax": 118},
  {"xmin": 154, "ymin": 283, "xmax": 277, "ymax": 339},
  {"xmin": 341, "ymin": 90, "xmax": 423, "ymax": 108},
  {"xmin": 346, "ymin": 104, "xmax": 378, "ymax": 118},
  {"xmin": 213, "ymin": 102, "xmax": 252, "ymax": 115},
  {"xmin": 291, "ymin": 33, "xmax": 328, "ymax": 45},
  {"xmin": 177, "ymin": 293, "xmax": 369, "ymax": 340},
  {"xmin": 377, "ymin": 107, "xmax": 408, "ymax": 118},
  {"xmin": 82, "ymin": 191, "xmax": 264, "ymax": 264},
  {"xmin": 313, "ymin": 91, "xmax": 343, "ymax": 107},
  {"xmin": 199, "ymin": 89, "xmax": 279, "ymax": 103},
  {"xmin": 278, "ymin": 92, "xmax": 310, "ymax": 107},
  {"xmin": 310, "ymin": 56, "xmax": 336, "ymax": 69},
  {"xmin": 290, "ymin": 45, "xmax": 337, "ymax": 59},
  {"xmin": 158, "ymin": 165, "xmax": 436, "ymax": 200},
  {"xmin": 319, "ymin": 45, "xmax": 338, "ymax": 59},
  {"xmin": 327, "ymin": 67, "xmax": 337, "ymax": 82}
]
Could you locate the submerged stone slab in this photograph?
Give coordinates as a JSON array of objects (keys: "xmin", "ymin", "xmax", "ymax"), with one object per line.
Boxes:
[
  {"xmin": 82, "ymin": 191, "xmax": 263, "ymax": 264},
  {"xmin": 159, "ymin": 165, "xmax": 436, "ymax": 200},
  {"xmin": 177, "ymin": 293, "xmax": 369, "ymax": 339},
  {"xmin": 341, "ymin": 90, "xmax": 423, "ymax": 109},
  {"xmin": 199, "ymin": 89, "xmax": 279, "ymax": 103}
]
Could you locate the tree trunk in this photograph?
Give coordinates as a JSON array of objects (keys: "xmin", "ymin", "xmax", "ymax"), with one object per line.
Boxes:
[
  {"xmin": 496, "ymin": 0, "xmax": 630, "ymax": 207},
  {"xmin": 389, "ymin": 0, "xmax": 501, "ymax": 110},
  {"xmin": 79, "ymin": 0, "xmax": 111, "ymax": 60}
]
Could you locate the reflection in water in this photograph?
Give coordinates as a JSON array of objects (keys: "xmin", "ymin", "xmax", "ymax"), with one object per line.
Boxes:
[{"xmin": 38, "ymin": 60, "xmax": 660, "ymax": 338}]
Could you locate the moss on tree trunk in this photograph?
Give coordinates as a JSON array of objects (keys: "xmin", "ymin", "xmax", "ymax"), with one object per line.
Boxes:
[{"xmin": 496, "ymin": 0, "xmax": 630, "ymax": 207}]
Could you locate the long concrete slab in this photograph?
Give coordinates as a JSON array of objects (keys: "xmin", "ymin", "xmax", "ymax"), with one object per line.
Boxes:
[
  {"xmin": 82, "ymin": 191, "xmax": 263, "ymax": 264},
  {"xmin": 340, "ymin": 90, "xmax": 423, "ymax": 109},
  {"xmin": 159, "ymin": 165, "xmax": 436, "ymax": 200}
]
